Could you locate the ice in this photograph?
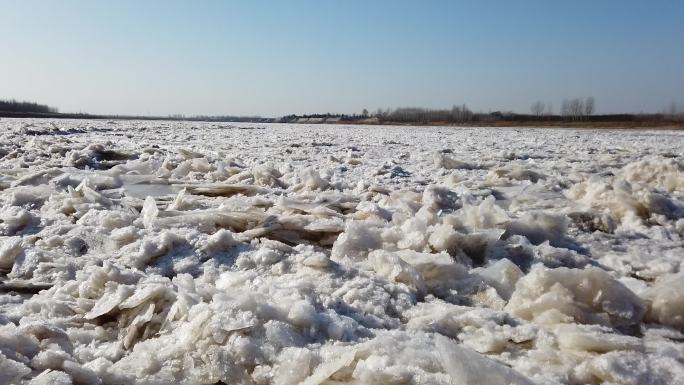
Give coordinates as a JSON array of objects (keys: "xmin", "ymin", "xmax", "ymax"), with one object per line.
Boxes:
[
  {"xmin": 330, "ymin": 220, "xmax": 384, "ymax": 262},
  {"xmin": 506, "ymin": 265, "xmax": 645, "ymax": 329},
  {"xmin": 83, "ymin": 282, "xmax": 134, "ymax": 319},
  {"xmin": 554, "ymin": 323, "xmax": 643, "ymax": 353},
  {"xmin": 368, "ymin": 250, "xmax": 426, "ymax": 293},
  {"xmin": 458, "ymin": 195, "xmax": 509, "ymax": 229},
  {"xmin": 122, "ymin": 183, "xmax": 178, "ymax": 199},
  {"xmin": 300, "ymin": 349, "xmax": 355, "ymax": 385},
  {"xmin": 0, "ymin": 207, "xmax": 35, "ymax": 235},
  {"xmin": 620, "ymin": 156, "xmax": 684, "ymax": 192},
  {"xmin": 433, "ymin": 152, "xmax": 475, "ymax": 170},
  {"xmin": 1, "ymin": 119, "xmax": 683, "ymax": 384},
  {"xmin": 473, "ymin": 258, "xmax": 523, "ymax": 300},
  {"xmin": 28, "ymin": 370, "xmax": 73, "ymax": 385},
  {"xmin": 647, "ymin": 272, "xmax": 684, "ymax": 329},
  {"xmin": 0, "ymin": 237, "xmax": 23, "ymax": 270},
  {"xmin": 1, "ymin": 351, "xmax": 31, "ymax": 384},
  {"xmin": 436, "ymin": 335, "xmax": 535, "ymax": 385},
  {"xmin": 505, "ymin": 212, "xmax": 569, "ymax": 246},
  {"xmin": 490, "ymin": 166, "xmax": 545, "ymax": 183},
  {"xmin": 584, "ymin": 351, "xmax": 684, "ymax": 385},
  {"xmin": 566, "ymin": 156, "xmax": 684, "ymax": 230}
]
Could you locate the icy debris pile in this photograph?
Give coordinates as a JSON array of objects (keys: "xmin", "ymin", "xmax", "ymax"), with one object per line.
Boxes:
[
  {"xmin": 567, "ymin": 156, "xmax": 684, "ymax": 231},
  {"xmin": 1, "ymin": 120, "xmax": 683, "ymax": 384},
  {"xmin": 505, "ymin": 265, "xmax": 645, "ymax": 330}
]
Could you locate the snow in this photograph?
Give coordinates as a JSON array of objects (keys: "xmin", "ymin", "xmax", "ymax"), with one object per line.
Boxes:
[{"xmin": 0, "ymin": 118, "xmax": 683, "ymax": 384}]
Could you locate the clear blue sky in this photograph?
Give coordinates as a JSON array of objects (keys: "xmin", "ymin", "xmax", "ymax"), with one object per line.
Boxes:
[{"xmin": 1, "ymin": 0, "xmax": 683, "ymax": 116}]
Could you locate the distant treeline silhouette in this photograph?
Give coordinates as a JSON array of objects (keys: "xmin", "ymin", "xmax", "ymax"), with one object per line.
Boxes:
[
  {"xmin": 279, "ymin": 99, "xmax": 684, "ymax": 125},
  {"xmin": 279, "ymin": 105, "xmax": 477, "ymax": 124},
  {"xmin": 0, "ymin": 99, "xmax": 58, "ymax": 114},
  {"xmin": 1, "ymin": 97, "xmax": 682, "ymax": 127}
]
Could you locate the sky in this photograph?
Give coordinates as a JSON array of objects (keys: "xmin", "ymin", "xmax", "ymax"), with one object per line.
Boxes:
[{"xmin": 1, "ymin": 0, "xmax": 683, "ymax": 117}]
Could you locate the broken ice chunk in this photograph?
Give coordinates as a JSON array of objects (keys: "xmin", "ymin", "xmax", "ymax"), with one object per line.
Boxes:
[
  {"xmin": 473, "ymin": 258, "xmax": 523, "ymax": 301},
  {"xmin": 647, "ymin": 272, "xmax": 684, "ymax": 330},
  {"xmin": 84, "ymin": 282, "xmax": 134, "ymax": 319},
  {"xmin": 506, "ymin": 265, "xmax": 645, "ymax": 329}
]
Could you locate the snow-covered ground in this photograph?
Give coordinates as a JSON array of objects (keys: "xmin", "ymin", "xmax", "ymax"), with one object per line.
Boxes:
[{"xmin": 1, "ymin": 118, "xmax": 683, "ymax": 385}]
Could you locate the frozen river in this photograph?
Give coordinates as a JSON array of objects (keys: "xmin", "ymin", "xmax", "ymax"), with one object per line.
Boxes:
[{"xmin": 1, "ymin": 119, "xmax": 683, "ymax": 384}]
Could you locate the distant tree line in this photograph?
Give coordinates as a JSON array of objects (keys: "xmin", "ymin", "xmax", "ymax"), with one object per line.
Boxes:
[
  {"xmin": 528, "ymin": 97, "xmax": 595, "ymax": 119},
  {"xmin": 279, "ymin": 105, "xmax": 478, "ymax": 124},
  {"xmin": 0, "ymin": 99, "xmax": 58, "ymax": 113},
  {"xmin": 280, "ymin": 104, "xmax": 535, "ymax": 124},
  {"xmin": 185, "ymin": 115, "xmax": 272, "ymax": 123},
  {"xmin": 278, "ymin": 97, "xmax": 684, "ymax": 125},
  {"xmin": 560, "ymin": 97, "xmax": 595, "ymax": 120},
  {"xmin": 663, "ymin": 101, "xmax": 684, "ymax": 121},
  {"xmin": 382, "ymin": 105, "xmax": 475, "ymax": 123},
  {"xmin": 2, "ymin": 96, "xmax": 682, "ymax": 125}
]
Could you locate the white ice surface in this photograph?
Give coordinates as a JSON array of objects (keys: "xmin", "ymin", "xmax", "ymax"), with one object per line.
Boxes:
[{"xmin": 0, "ymin": 119, "xmax": 683, "ymax": 384}]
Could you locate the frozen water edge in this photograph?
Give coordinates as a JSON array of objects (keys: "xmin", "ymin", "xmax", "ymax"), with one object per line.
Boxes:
[{"xmin": 0, "ymin": 118, "xmax": 683, "ymax": 385}]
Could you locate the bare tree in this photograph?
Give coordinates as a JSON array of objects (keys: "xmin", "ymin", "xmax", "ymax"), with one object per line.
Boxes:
[
  {"xmin": 665, "ymin": 101, "xmax": 684, "ymax": 121},
  {"xmin": 531, "ymin": 101, "xmax": 545, "ymax": 117},
  {"xmin": 572, "ymin": 99, "xmax": 584, "ymax": 118},
  {"xmin": 362, "ymin": 109, "xmax": 369, "ymax": 118},
  {"xmin": 667, "ymin": 101, "xmax": 677, "ymax": 117},
  {"xmin": 561, "ymin": 98, "xmax": 586, "ymax": 120},
  {"xmin": 545, "ymin": 102, "xmax": 553, "ymax": 116},
  {"xmin": 561, "ymin": 100, "xmax": 570, "ymax": 117},
  {"xmin": 584, "ymin": 97, "xmax": 595, "ymax": 116}
]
